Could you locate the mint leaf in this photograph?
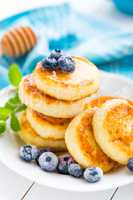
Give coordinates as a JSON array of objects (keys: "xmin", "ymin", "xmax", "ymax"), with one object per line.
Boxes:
[
  {"xmin": 0, "ymin": 107, "xmax": 11, "ymax": 120},
  {"xmin": 15, "ymin": 104, "xmax": 26, "ymax": 112},
  {"xmin": 8, "ymin": 64, "xmax": 22, "ymax": 87},
  {"xmin": 5, "ymin": 94, "xmax": 21, "ymax": 110},
  {"xmin": 10, "ymin": 113, "xmax": 20, "ymax": 132},
  {"xmin": 0, "ymin": 120, "xmax": 6, "ymax": 134}
]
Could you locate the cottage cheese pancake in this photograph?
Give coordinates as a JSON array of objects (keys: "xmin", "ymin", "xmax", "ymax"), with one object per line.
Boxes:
[
  {"xmin": 19, "ymin": 75, "xmax": 87, "ymax": 118},
  {"xmin": 65, "ymin": 109, "xmax": 118, "ymax": 172},
  {"xmin": 85, "ymin": 96, "xmax": 133, "ymax": 109},
  {"xmin": 93, "ymin": 99, "xmax": 133, "ymax": 164},
  {"xmin": 26, "ymin": 108, "xmax": 70, "ymax": 139},
  {"xmin": 18, "ymin": 112, "xmax": 66, "ymax": 151},
  {"xmin": 33, "ymin": 56, "xmax": 99, "ymax": 101}
]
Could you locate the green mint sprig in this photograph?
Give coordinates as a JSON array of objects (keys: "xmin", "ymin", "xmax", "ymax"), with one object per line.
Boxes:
[{"xmin": 0, "ymin": 63, "xmax": 26, "ymax": 135}]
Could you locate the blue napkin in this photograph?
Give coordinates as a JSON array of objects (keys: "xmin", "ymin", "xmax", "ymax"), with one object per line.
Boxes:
[{"xmin": 0, "ymin": 3, "xmax": 133, "ymax": 88}]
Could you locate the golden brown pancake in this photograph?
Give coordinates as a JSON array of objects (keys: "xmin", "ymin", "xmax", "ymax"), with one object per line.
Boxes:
[
  {"xmin": 19, "ymin": 75, "xmax": 88, "ymax": 118},
  {"xmin": 65, "ymin": 109, "xmax": 118, "ymax": 173},
  {"xmin": 26, "ymin": 108, "xmax": 70, "ymax": 139},
  {"xmin": 93, "ymin": 99, "xmax": 133, "ymax": 164},
  {"xmin": 33, "ymin": 56, "xmax": 99, "ymax": 101},
  {"xmin": 85, "ymin": 96, "xmax": 133, "ymax": 109},
  {"xmin": 18, "ymin": 112, "xmax": 67, "ymax": 152}
]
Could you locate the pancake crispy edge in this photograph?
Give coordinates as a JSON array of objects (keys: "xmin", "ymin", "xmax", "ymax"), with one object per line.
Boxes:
[
  {"xmin": 65, "ymin": 109, "xmax": 118, "ymax": 173},
  {"xmin": 19, "ymin": 75, "xmax": 88, "ymax": 118},
  {"xmin": 26, "ymin": 108, "xmax": 70, "ymax": 139},
  {"xmin": 18, "ymin": 111, "xmax": 67, "ymax": 152},
  {"xmin": 93, "ymin": 99, "xmax": 133, "ymax": 164},
  {"xmin": 85, "ymin": 96, "xmax": 133, "ymax": 110}
]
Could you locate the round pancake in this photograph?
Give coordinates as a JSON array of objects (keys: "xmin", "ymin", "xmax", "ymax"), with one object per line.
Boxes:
[
  {"xmin": 85, "ymin": 96, "xmax": 117, "ymax": 109},
  {"xmin": 33, "ymin": 56, "xmax": 99, "ymax": 101},
  {"xmin": 65, "ymin": 109, "xmax": 118, "ymax": 173},
  {"xmin": 93, "ymin": 99, "xmax": 133, "ymax": 164},
  {"xmin": 85, "ymin": 96, "xmax": 133, "ymax": 109},
  {"xmin": 26, "ymin": 108, "xmax": 70, "ymax": 139},
  {"xmin": 18, "ymin": 112, "xmax": 67, "ymax": 152},
  {"xmin": 19, "ymin": 75, "xmax": 87, "ymax": 118}
]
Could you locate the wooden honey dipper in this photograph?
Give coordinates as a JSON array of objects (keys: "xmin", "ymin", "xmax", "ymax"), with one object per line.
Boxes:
[{"xmin": 0, "ymin": 26, "xmax": 37, "ymax": 57}]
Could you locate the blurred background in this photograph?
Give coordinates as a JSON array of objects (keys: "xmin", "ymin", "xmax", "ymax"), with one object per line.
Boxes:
[{"xmin": 0, "ymin": 0, "xmax": 133, "ymax": 88}]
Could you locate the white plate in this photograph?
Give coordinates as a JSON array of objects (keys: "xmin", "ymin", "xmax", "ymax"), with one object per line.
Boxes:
[{"xmin": 0, "ymin": 72, "xmax": 133, "ymax": 192}]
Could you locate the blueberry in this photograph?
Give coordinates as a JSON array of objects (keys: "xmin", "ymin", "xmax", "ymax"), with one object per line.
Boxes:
[
  {"xmin": 50, "ymin": 49, "xmax": 62, "ymax": 60},
  {"xmin": 127, "ymin": 158, "xmax": 133, "ymax": 172},
  {"xmin": 58, "ymin": 56, "xmax": 75, "ymax": 72},
  {"xmin": 19, "ymin": 145, "xmax": 39, "ymax": 162},
  {"xmin": 57, "ymin": 154, "xmax": 74, "ymax": 174},
  {"xmin": 83, "ymin": 167, "xmax": 103, "ymax": 183},
  {"xmin": 38, "ymin": 152, "xmax": 58, "ymax": 172},
  {"xmin": 68, "ymin": 163, "xmax": 83, "ymax": 178},
  {"xmin": 42, "ymin": 57, "xmax": 57, "ymax": 70},
  {"xmin": 36, "ymin": 148, "xmax": 51, "ymax": 166}
]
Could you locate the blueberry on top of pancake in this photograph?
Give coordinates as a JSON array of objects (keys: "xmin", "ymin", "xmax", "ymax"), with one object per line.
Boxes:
[{"xmin": 41, "ymin": 49, "xmax": 75, "ymax": 72}]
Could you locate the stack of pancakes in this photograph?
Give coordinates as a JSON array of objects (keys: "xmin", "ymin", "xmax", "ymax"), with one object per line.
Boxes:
[
  {"xmin": 18, "ymin": 56, "xmax": 99, "ymax": 152},
  {"xmin": 18, "ymin": 54, "xmax": 133, "ymax": 173}
]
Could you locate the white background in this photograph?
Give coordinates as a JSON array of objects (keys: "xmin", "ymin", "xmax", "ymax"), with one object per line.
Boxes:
[{"xmin": 0, "ymin": 0, "xmax": 133, "ymax": 199}]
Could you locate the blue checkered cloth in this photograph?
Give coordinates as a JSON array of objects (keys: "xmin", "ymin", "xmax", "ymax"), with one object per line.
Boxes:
[{"xmin": 0, "ymin": 3, "xmax": 133, "ymax": 88}]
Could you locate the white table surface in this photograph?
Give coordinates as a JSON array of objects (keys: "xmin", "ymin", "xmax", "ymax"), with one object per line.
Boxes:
[{"xmin": 0, "ymin": 0, "xmax": 133, "ymax": 199}]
